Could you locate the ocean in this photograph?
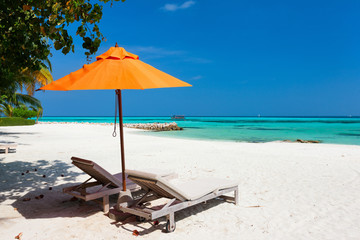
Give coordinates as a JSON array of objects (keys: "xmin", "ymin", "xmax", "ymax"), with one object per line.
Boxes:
[{"xmin": 38, "ymin": 116, "xmax": 360, "ymax": 145}]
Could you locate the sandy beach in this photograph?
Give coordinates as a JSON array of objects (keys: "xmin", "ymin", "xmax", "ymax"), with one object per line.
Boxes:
[{"xmin": 1, "ymin": 123, "xmax": 360, "ymax": 239}]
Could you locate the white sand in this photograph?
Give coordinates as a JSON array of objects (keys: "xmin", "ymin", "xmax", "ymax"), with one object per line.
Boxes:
[{"xmin": 1, "ymin": 123, "xmax": 360, "ymax": 240}]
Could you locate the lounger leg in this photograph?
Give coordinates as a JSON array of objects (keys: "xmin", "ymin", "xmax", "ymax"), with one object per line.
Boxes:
[
  {"xmin": 234, "ymin": 188, "xmax": 239, "ymax": 206},
  {"xmin": 116, "ymin": 189, "xmax": 133, "ymax": 210},
  {"xmin": 5, "ymin": 147, "xmax": 8, "ymax": 154},
  {"xmin": 165, "ymin": 212, "xmax": 176, "ymax": 232},
  {"xmin": 79, "ymin": 188, "xmax": 86, "ymax": 196},
  {"xmin": 103, "ymin": 195, "xmax": 109, "ymax": 213}
]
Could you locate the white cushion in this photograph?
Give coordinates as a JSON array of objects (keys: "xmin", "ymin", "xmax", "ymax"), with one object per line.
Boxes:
[
  {"xmin": 126, "ymin": 168, "xmax": 176, "ymax": 179},
  {"xmin": 126, "ymin": 169, "xmax": 238, "ymax": 201},
  {"xmin": 169, "ymin": 178, "xmax": 238, "ymax": 200}
]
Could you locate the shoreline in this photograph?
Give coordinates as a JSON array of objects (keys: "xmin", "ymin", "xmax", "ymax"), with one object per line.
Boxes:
[{"xmin": 36, "ymin": 121, "xmax": 360, "ymax": 147}]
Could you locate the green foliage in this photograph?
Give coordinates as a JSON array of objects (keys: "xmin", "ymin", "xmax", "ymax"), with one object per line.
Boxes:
[
  {"xmin": 21, "ymin": 59, "xmax": 53, "ymax": 96},
  {"xmin": 12, "ymin": 106, "xmax": 37, "ymax": 119},
  {"xmin": 30, "ymin": 106, "xmax": 43, "ymax": 123},
  {"xmin": 0, "ymin": 93, "xmax": 41, "ymax": 117},
  {"xmin": 0, "ymin": 95, "xmax": 7, "ymax": 104},
  {"xmin": 14, "ymin": 93, "xmax": 42, "ymax": 108},
  {"xmin": 0, "ymin": 0, "xmax": 125, "ymax": 91},
  {"xmin": 0, "ymin": 117, "xmax": 35, "ymax": 126},
  {"xmin": 0, "ymin": 102, "xmax": 14, "ymax": 117}
]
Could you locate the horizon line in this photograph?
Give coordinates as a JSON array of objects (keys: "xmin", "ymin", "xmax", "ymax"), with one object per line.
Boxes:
[{"xmin": 38, "ymin": 115, "xmax": 360, "ymax": 118}]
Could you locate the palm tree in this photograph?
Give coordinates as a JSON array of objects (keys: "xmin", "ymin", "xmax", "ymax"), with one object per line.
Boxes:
[
  {"xmin": 19, "ymin": 59, "xmax": 53, "ymax": 96},
  {"xmin": 30, "ymin": 106, "xmax": 43, "ymax": 123},
  {"xmin": 0, "ymin": 93, "xmax": 42, "ymax": 117},
  {"xmin": 0, "ymin": 59, "xmax": 52, "ymax": 118},
  {"xmin": 0, "ymin": 102, "xmax": 14, "ymax": 117},
  {"xmin": 0, "ymin": 95, "xmax": 11, "ymax": 117}
]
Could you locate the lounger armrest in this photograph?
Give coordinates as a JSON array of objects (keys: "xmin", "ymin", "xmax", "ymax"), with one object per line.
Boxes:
[{"xmin": 71, "ymin": 156, "xmax": 94, "ymax": 166}]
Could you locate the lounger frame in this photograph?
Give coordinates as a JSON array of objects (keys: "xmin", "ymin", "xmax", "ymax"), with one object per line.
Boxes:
[
  {"xmin": 63, "ymin": 177, "xmax": 124, "ymax": 213},
  {"xmin": 0, "ymin": 144, "xmax": 17, "ymax": 154},
  {"xmin": 119, "ymin": 175, "xmax": 239, "ymax": 232},
  {"xmin": 63, "ymin": 157, "xmax": 140, "ymax": 213}
]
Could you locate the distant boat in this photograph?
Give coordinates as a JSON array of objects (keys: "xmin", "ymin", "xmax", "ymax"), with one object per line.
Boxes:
[{"xmin": 171, "ymin": 115, "xmax": 185, "ymax": 120}]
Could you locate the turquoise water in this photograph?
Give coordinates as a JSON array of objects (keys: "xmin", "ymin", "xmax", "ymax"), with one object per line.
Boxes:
[{"xmin": 38, "ymin": 117, "xmax": 360, "ymax": 145}]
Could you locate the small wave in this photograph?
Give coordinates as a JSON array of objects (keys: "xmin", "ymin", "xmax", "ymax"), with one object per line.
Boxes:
[
  {"xmin": 189, "ymin": 119, "xmax": 360, "ymax": 124},
  {"xmin": 338, "ymin": 133, "xmax": 360, "ymax": 137},
  {"xmin": 245, "ymin": 127, "xmax": 286, "ymax": 131}
]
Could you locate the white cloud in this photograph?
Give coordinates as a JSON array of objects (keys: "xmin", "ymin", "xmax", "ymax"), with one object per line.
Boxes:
[
  {"xmin": 181, "ymin": 1, "xmax": 195, "ymax": 9},
  {"xmin": 184, "ymin": 57, "xmax": 212, "ymax": 64},
  {"xmin": 161, "ymin": 1, "xmax": 196, "ymax": 12},
  {"xmin": 191, "ymin": 75, "xmax": 203, "ymax": 80},
  {"xmin": 125, "ymin": 46, "xmax": 185, "ymax": 60},
  {"xmin": 124, "ymin": 45, "xmax": 211, "ymax": 64}
]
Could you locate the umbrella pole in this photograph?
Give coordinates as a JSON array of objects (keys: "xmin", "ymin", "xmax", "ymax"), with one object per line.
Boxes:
[{"xmin": 116, "ymin": 89, "xmax": 126, "ymax": 191}]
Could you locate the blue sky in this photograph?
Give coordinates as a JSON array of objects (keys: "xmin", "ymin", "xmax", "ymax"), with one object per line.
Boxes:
[{"xmin": 35, "ymin": 0, "xmax": 360, "ymax": 116}]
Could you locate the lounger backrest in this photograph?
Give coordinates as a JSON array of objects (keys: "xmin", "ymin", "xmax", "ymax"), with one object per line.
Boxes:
[
  {"xmin": 126, "ymin": 169, "xmax": 189, "ymax": 201},
  {"xmin": 71, "ymin": 157, "xmax": 122, "ymax": 188},
  {"xmin": 127, "ymin": 169, "xmax": 239, "ymax": 201},
  {"xmin": 127, "ymin": 176, "xmax": 181, "ymax": 199}
]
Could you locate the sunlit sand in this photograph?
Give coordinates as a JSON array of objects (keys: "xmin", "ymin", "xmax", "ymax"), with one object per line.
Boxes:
[{"xmin": 1, "ymin": 123, "xmax": 360, "ymax": 239}]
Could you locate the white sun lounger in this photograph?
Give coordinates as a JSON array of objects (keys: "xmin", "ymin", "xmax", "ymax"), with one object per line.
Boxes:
[
  {"xmin": 63, "ymin": 157, "xmax": 176, "ymax": 213},
  {"xmin": 0, "ymin": 143, "xmax": 17, "ymax": 154},
  {"xmin": 119, "ymin": 169, "xmax": 239, "ymax": 233}
]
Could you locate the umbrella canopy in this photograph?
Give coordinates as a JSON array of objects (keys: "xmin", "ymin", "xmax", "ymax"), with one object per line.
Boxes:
[
  {"xmin": 40, "ymin": 46, "xmax": 191, "ymax": 91},
  {"xmin": 39, "ymin": 44, "xmax": 191, "ymax": 191}
]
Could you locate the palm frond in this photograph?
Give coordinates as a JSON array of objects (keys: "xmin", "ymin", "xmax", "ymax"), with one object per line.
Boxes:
[
  {"xmin": 0, "ymin": 103, "xmax": 14, "ymax": 117},
  {"xmin": 30, "ymin": 105, "xmax": 43, "ymax": 122},
  {"xmin": 25, "ymin": 83, "xmax": 36, "ymax": 96},
  {"xmin": 15, "ymin": 93, "xmax": 42, "ymax": 108},
  {"xmin": 21, "ymin": 62, "xmax": 53, "ymax": 96},
  {"xmin": 41, "ymin": 59, "xmax": 52, "ymax": 73},
  {"xmin": 37, "ymin": 67, "xmax": 53, "ymax": 85}
]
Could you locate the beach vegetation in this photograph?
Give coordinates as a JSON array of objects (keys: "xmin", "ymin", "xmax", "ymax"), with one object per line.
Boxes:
[
  {"xmin": 19, "ymin": 59, "xmax": 53, "ymax": 96},
  {"xmin": 0, "ymin": 58, "xmax": 51, "ymax": 120},
  {"xmin": 12, "ymin": 106, "xmax": 37, "ymax": 119},
  {"xmin": 0, "ymin": 93, "xmax": 42, "ymax": 118},
  {"xmin": 0, "ymin": 101, "xmax": 14, "ymax": 117},
  {"xmin": 0, "ymin": 0, "xmax": 126, "ymax": 92},
  {"xmin": 0, "ymin": 117, "xmax": 35, "ymax": 126},
  {"xmin": 30, "ymin": 106, "xmax": 44, "ymax": 123}
]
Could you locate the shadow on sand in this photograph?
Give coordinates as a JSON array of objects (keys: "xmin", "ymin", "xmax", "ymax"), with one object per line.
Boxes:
[
  {"xmin": 1, "ymin": 157, "xmax": 232, "ymax": 234},
  {"xmin": 0, "ymin": 131, "xmax": 37, "ymax": 139},
  {"xmin": 0, "ymin": 158, "xmax": 109, "ymax": 219},
  {"xmin": 113, "ymin": 198, "xmax": 227, "ymax": 235}
]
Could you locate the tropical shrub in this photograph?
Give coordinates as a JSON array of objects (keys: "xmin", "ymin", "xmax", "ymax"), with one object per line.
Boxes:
[
  {"xmin": 0, "ymin": 93, "xmax": 42, "ymax": 117},
  {"xmin": 0, "ymin": 117, "xmax": 35, "ymax": 126},
  {"xmin": 12, "ymin": 106, "xmax": 37, "ymax": 119}
]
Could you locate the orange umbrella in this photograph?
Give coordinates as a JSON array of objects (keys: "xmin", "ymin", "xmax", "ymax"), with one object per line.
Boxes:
[{"xmin": 39, "ymin": 44, "xmax": 191, "ymax": 190}]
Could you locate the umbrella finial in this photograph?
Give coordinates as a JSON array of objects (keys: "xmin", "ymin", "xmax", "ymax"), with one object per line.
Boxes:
[{"xmin": 115, "ymin": 43, "xmax": 119, "ymax": 47}]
